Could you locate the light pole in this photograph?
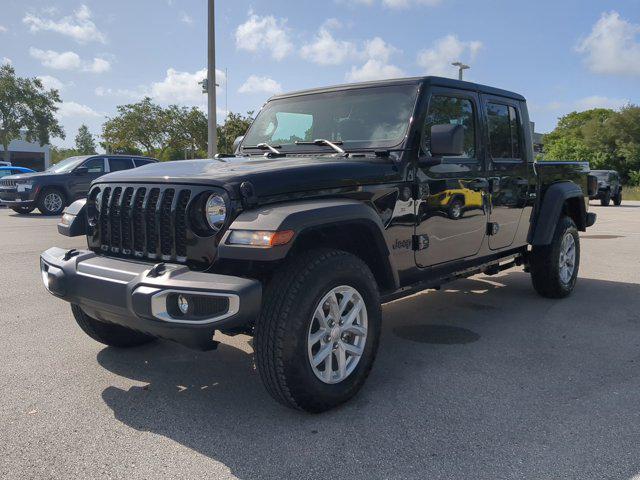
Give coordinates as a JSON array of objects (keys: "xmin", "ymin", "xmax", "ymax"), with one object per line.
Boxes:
[
  {"xmin": 452, "ymin": 62, "xmax": 470, "ymax": 81},
  {"xmin": 207, "ymin": 0, "xmax": 217, "ymax": 157}
]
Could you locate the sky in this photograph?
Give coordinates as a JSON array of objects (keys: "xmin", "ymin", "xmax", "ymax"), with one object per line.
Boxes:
[{"xmin": 1, "ymin": 0, "xmax": 639, "ymax": 149}]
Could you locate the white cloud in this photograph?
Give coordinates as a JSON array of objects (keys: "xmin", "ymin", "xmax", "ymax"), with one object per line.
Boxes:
[
  {"xmin": 29, "ymin": 47, "xmax": 81, "ymax": 70},
  {"xmin": 346, "ymin": 37, "xmax": 404, "ymax": 82},
  {"xmin": 574, "ymin": 95, "xmax": 628, "ymax": 111},
  {"xmin": 336, "ymin": 0, "xmax": 440, "ymax": 7},
  {"xmin": 416, "ymin": 34, "xmax": 482, "ymax": 77},
  {"xmin": 0, "ymin": 25, "xmax": 7, "ymax": 33},
  {"xmin": 238, "ymin": 75, "xmax": 282, "ymax": 95},
  {"xmin": 235, "ymin": 13, "xmax": 293, "ymax": 60},
  {"xmin": 23, "ymin": 4, "xmax": 106, "ymax": 44},
  {"xmin": 150, "ymin": 67, "xmax": 226, "ymax": 104},
  {"xmin": 300, "ymin": 25, "xmax": 357, "ymax": 66},
  {"xmin": 1, "ymin": 57, "xmax": 11, "ymax": 66},
  {"xmin": 85, "ymin": 57, "xmax": 111, "ymax": 73},
  {"xmin": 29, "ymin": 47, "xmax": 110, "ymax": 73},
  {"xmin": 180, "ymin": 12, "xmax": 193, "ymax": 25},
  {"xmin": 57, "ymin": 101, "xmax": 102, "ymax": 118},
  {"xmin": 38, "ymin": 75, "xmax": 65, "ymax": 91},
  {"xmin": 576, "ymin": 11, "xmax": 640, "ymax": 76}
]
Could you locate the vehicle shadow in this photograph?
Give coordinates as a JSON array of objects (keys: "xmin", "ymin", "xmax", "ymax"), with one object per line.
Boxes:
[{"xmin": 98, "ymin": 271, "xmax": 640, "ymax": 480}]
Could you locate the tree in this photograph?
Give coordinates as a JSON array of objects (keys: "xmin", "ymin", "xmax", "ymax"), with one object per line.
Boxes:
[
  {"xmin": 217, "ymin": 111, "xmax": 254, "ymax": 154},
  {"xmin": 102, "ymin": 97, "xmax": 171, "ymax": 157},
  {"xmin": 543, "ymin": 105, "xmax": 640, "ymax": 181},
  {"xmin": 74, "ymin": 124, "xmax": 97, "ymax": 154},
  {"xmin": 0, "ymin": 64, "xmax": 65, "ymax": 162},
  {"xmin": 167, "ymin": 106, "xmax": 207, "ymax": 159}
]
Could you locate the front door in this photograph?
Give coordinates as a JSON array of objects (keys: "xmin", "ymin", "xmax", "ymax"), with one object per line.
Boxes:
[
  {"xmin": 482, "ymin": 97, "xmax": 528, "ymax": 250},
  {"xmin": 70, "ymin": 157, "xmax": 107, "ymax": 198},
  {"xmin": 414, "ymin": 89, "xmax": 488, "ymax": 268}
]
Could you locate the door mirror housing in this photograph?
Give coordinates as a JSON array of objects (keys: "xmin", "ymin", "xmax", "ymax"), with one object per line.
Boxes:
[
  {"xmin": 74, "ymin": 166, "xmax": 89, "ymax": 175},
  {"xmin": 430, "ymin": 124, "xmax": 465, "ymax": 157},
  {"xmin": 232, "ymin": 136, "xmax": 244, "ymax": 154}
]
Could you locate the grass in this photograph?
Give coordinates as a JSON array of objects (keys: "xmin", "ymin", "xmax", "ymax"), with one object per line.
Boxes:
[{"xmin": 624, "ymin": 186, "xmax": 640, "ymax": 201}]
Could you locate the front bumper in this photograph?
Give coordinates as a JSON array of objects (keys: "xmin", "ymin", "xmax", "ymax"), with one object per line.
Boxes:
[
  {"xmin": 0, "ymin": 187, "xmax": 37, "ymax": 207},
  {"xmin": 40, "ymin": 247, "xmax": 262, "ymax": 350}
]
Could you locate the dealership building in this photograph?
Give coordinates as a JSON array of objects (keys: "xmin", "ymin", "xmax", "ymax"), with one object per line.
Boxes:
[{"xmin": 0, "ymin": 133, "xmax": 50, "ymax": 171}]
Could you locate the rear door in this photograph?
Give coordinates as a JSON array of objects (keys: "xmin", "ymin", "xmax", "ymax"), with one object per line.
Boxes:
[
  {"xmin": 414, "ymin": 88, "xmax": 488, "ymax": 267},
  {"xmin": 108, "ymin": 157, "xmax": 134, "ymax": 172},
  {"xmin": 481, "ymin": 96, "xmax": 529, "ymax": 250}
]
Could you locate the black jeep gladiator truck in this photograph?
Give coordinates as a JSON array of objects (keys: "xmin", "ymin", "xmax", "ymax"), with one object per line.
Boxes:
[
  {"xmin": 40, "ymin": 77, "xmax": 596, "ymax": 412},
  {"xmin": 590, "ymin": 169, "xmax": 622, "ymax": 206},
  {"xmin": 0, "ymin": 154, "xmax": 157, "ymax": 215}
]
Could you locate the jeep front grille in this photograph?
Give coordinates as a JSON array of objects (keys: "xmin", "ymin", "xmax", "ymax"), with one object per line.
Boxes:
[
  {"xmin": 88, "ymin": 184, "xmax": 206, "ymax": 265},
  {"xmin": 1, "ymin": 179, "xmax": 16, "ymax": 187}
]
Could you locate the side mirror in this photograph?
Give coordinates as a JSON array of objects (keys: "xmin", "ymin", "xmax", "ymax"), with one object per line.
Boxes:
[
  {"xmin": 232, "ymin": 135, "xmax": 244, "ymax": 154},
  {"xmin": 430, "ymin": 124, "xmax": 465, "ymax": 157},
  {"xmin": 74, "ymin": 166, "xmax": 89, "ymax": 175}
]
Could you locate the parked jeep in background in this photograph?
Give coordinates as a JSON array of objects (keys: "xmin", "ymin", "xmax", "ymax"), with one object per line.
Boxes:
[
  {"xmin": 41, "ymin": 77, "xmax": 596, "ymax": 412},
  {"xmin": 0, "ymin": 154, "xmax": 157, "ymax": 215},
  {"xmin": 590, "ymin": 169, "xmax": 622, "ymax": 206}
]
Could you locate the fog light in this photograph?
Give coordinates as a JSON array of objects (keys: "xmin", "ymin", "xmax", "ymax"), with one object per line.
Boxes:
[{"xmin": 177, "ymin": 294, "xmax": 189, "ymax": 314}]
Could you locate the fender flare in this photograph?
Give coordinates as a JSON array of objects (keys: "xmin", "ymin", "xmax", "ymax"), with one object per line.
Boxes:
[
  {"xmin": 218, "ymin": 198, "xmax": 397, "ymax": 284},
  {"xmin": 529, "ymin": 181, "xmax": 585, "ymax": 246}
]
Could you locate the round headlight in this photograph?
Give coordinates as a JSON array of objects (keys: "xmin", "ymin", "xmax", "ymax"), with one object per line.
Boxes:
[{"xmin": 205, "ymin": 194, "xmax": 226, "ymax": 231}]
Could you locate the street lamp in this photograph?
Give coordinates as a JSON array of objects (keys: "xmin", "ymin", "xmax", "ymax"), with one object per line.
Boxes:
[
  {"xmin": 207, "ymin": 0, "xmax": 217, "ymax": 157},
  {"xmin": 451, "ymin": 62, "xmax": 470, "ymax": 81}
]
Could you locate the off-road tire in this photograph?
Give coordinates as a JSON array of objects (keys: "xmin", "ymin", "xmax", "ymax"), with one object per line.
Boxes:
[
  {"xmin": 254, "ymin": 248, "xmax": 381, "ymax": 413},
  {"xmin": 11, "ymin": 206, "xmax": 35, "ymax": 214},
  {"xmin": 71, "ymin": 304, "xmax": 156, "ymax": 348},
  {"xmin": 38, "ymin": 187, "xmax": 66, "ymax": 216},
  {"xmin": 613, "ymin": 190, "xmax": 622, "ymax": 206},
  {"xmin": 600, "ymin": 190, "xmax": 611, "ymax": 206},
  {"xmin": 529, "ymin": 216, "xmax": 580, "ymax": 299}
]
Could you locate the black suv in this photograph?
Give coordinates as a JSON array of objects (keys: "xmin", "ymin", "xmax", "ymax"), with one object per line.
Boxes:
[
  {"xmin": 41, "ymin": 77, "xmax": 596, "ymax": 412},
  {"xmin": 0, "ymin": 155, "xmax": 157, "ymax": 215},
  {"xmin": 590, "ymin": 169, "xmax": 622, "ymax": 206}
]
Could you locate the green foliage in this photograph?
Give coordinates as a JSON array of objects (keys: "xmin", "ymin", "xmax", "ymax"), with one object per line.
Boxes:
[
  {"xmin": 0, "ymin": 64, "xmax": 65, "ymax": 161},
  {"xmin": 74, "ymin": 124, "xmax": 97, "ymax": 155},
  {"xmin": 543, "ymin": 105, "xmax": 640, "ymax": 182},
  {"xmin": 628, "ymin": 170, "xmax": 640, "ymax": 187},
  {"xmin": 50, "ymin": 146, "xmax": 79, "ymax": 165},
  {"xmin": 217, "ymin": 111, "xmax": 254, "ymax": 155}
]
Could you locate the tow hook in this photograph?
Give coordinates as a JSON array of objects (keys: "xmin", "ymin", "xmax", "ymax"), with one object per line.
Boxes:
[
  {"xmin": 146, "ymin": 263, "xmax": 167, "ymax": 278},
  {"xmin": 63, "ymin": 249, "xmax": 80, "ymax": 261}
]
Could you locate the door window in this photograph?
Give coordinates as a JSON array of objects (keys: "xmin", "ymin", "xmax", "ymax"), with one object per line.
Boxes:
[
  {"xmin": 108, "ymin": 158, "xmax": 134, "ymax": 172},
  {"xmin": 487, "ymin": 103, "xmax": 521, "ymax": 161},
  {"xmin": 133, "ymin": 159, "xmax": 155, "ymax": 167},
  {"xmin": 422, "ymin": 95, "xmax": 477, "ymax": 160},
  {"xmin": 83, "ymin": 158, "xmax": 105, "ymax": 174}
]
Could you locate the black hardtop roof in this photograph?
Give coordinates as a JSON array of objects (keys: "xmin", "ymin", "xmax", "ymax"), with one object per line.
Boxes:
[{"xmin": 270, "ymin": 76, "xmax": 526, "ymax": 102}]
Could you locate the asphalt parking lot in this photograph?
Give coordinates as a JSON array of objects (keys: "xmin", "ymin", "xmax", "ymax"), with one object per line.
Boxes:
[{"xmin": 1, "ymin": 202, "xmax": 639, "ymax": 480}]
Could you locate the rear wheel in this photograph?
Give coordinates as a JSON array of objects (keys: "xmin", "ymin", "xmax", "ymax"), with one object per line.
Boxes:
[
  {"xmin": 11, "ymin": 206, "xmax": 35, "ymax": 214},
  {"xmin": 529, "ymin": 216, "xmax": 580, "ymax": 298},
  {"xmin": 38, "ymin": 188, "xmax": 66, "ymax": 215},
  {"xmin": 613, "ymin": 190, "xmax": 622, "ymax": 206},
  {"xmin": 600, "ymin": 190, "xmax": 611, "ymax": 206},
  {"xmin": 254, "ymin": 248, "xmax": 381, "ymax": 413},
  {"xmin": 71, "ymin": 304, "xmax": 156, "ymax": 348}
]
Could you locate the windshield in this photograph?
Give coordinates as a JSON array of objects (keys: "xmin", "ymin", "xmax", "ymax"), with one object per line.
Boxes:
[
  {"xmin": 47, "ymin": 156, "xmax": 87, "ymax": 173},
  {"xmin": 242, "ymin": 84, "xmax": 419, "ymax": 153}
]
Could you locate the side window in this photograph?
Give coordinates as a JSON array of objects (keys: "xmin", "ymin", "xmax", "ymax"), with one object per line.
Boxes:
[
  {"xmin": 83, "ymin": 158, "xmax": 105, "ymax": 174},
  {"xmin": 487, "ymin": 103, "xmax": 522, "ymax": 161},
  {"xmin": 109, "ymin": 158, "xmax": 134, "ymax": 172},
  {"xmin": 423, "ymin": 95, "xmax": 476, "ymax": 160},
  {"xmin": 134, "ymin": 159, "xmax": 154, "ymax": 167}
]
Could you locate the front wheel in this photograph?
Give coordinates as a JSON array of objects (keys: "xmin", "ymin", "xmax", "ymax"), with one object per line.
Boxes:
[
  {"xmin": 254, "ymin": 249, "xmax": 381, "ymax": 413},
  {"xmin": 600, "ymin": 190, "xmax": 611, "ymax": 206},
  {"xmin": 613, "ymin": 190, "xmax": 622, "ymax": 206},
  {"xmin": 71, "ymin": 304, "xmax": 156, "ymax": 348},
  {"xmin": 11, "ymin": 206, "xmax": 35, "ymax": 214},
  {"xmin": 529, "ymin": 216, "xmax": 580, "ymax": 298},
  {"xmin": 38, "ymin": 188, "xmax": 66, "ymax": 215}
]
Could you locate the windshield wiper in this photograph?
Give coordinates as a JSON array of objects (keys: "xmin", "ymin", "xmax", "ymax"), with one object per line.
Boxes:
[
  {"xmin": 295, "ymin": 139, "xmax": 346, "ymax": 156},
  {"xmin": 243, "ymin": 143, "xmax": 283, "ymax": 156}
]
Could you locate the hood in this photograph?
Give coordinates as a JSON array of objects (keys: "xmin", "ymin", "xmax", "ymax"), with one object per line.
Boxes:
[
  {"xmin": 2, "ymin": 171, "xmax": 57, "ymax": 181},
  {"xmin": 93, "ymin": 156, "xmax": 402, "ymax": 199}
]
